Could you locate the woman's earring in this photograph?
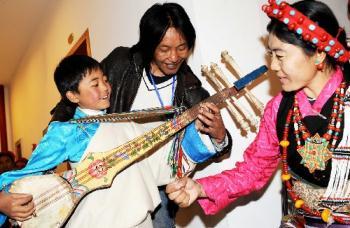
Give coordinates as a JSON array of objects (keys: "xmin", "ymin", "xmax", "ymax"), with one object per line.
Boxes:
[{"xmin": 315, "ymin": 60, "xmax": 324, "ymax": 71}]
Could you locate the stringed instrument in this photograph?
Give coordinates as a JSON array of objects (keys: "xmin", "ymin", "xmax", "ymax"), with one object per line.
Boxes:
[{"xmin": 7, "ymin": 65, "xmax": 267, "ymax": 227}]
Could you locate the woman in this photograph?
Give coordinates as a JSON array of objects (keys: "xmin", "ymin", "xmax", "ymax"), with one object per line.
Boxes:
[{"xmin": 166, "ymin": 0, "xmax": 350, "ymax": 226}]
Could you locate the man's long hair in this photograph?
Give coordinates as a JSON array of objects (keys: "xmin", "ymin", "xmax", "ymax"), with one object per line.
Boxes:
[{"xmin": 131, "ymin": 2, "xmax": 196, "ymax": 67}]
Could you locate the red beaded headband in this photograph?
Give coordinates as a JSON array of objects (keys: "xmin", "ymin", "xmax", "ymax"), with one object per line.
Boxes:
[{"xmin": 262, "ymin": 0, "xmax": 350, "ymax": 63}]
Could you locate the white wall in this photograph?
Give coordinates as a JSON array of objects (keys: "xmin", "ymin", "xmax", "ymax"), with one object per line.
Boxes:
[{"xmin": 8, "ymin": 0, "xmax": 349, "ymax": 227}]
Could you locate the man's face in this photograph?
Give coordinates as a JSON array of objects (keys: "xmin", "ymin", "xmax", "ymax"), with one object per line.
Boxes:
[{"xmin": 150, "ymin": 27, "xmax": 190, "ymax": 76}]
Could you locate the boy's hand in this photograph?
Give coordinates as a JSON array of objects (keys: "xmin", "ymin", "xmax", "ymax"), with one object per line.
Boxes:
[
  {"xmin": 196, "ymin": 102, "xmax": 226, "ymax": 143},
  {"xmin": 166, "ymin": 177, "xmax": 205, "ymax": 208},
  {"xmin": 0, "ymin": 192, "xmax": 35, "ymax": 221}
]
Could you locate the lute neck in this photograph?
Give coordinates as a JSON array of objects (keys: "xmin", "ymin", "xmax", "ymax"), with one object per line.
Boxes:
[
  {"xmin": 63, "ymin": 65, "xmax": 268, "ymax": 195},
  {"xmin": 176, "ymin": 86, "xmax": 236, "ymax": 127}
]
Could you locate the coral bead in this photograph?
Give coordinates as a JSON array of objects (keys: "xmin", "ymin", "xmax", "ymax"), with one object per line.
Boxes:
[
  {"xmin": 295, "ymin": 199, "xmax": 304, "ymax": 208},
  {"xmin": 288, "ymin": 23, "xmax": 296, "ymax": 30},
  {"xmin": 324, "ymin": 134, "xmax": 331, "ymax": 140},
  {"xmin": 280, "ymin": 140, "xmax": 290, "ymax": 148},
  {"xmin": 297, "ymin": 17, "xmax": 304, "ymax": 24},
  {"xmin": 279, "ymin": 2, "xmax": 287, "ymax": 9},
  {"xmin": 281, "ymin": 173, "xmax": 291, "ymax": 181},
  {"xmin": 339, "ymin": 56, "xmax": 346, "ymax": 62},
  {"xmin": 262, "ymin": 5, "xmax": 272, "ymax": 13},
  {"xmin": 303, "ymin": 33, "xmax": 311, "ymax": 41},
  {"xmin": 277, "ymin": 11, "xmax": 284, "ymax": 18},
  {"xmin": 318, "ymin": 45, "xmax": 325, "ymax": 52},
  {"xmin": 321, "ymin": 209, "xmax": 332, "ymax": 223},
  {"xmin": 321, "ymin": 34, "xmax": 328, "ymax": 42}
]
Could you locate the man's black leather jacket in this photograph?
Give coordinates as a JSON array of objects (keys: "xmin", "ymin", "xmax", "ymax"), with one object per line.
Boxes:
[{"xmin": 101, "ymin": 46, "xmax": 232, "ymax": 156}]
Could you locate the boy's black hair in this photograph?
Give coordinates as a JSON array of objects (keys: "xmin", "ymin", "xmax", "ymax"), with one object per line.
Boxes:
[
  {"xmin": 51, "ymin": 55, "xmax": 102, "ymax": 122},
  {"xmin": 54, "ymin": 55, "xmax": 102, "ymax": 97},
  {"xmin": 267, "ymin": 0, "xmax": 350, "ymax": 81},
  {"xmin": 131, "ymin": 2, "xmax": 196, "ymax": 67}
]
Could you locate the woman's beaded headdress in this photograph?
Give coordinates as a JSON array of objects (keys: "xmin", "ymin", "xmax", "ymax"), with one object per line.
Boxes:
[{"xmin": 262, "ymin": 0, "xmax": 350, "ymax": 63}]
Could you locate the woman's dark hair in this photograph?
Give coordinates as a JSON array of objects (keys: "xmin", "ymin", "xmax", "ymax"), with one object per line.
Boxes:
[
  {"xmin": 267, "ymin": 0, "xmax": 350, "ymax": 81},
  {"xmin": 131, "ymin": 2, "xmax": 196, "ymax": 66},
  {"xmin": 50, "ymin": 55, "xmax": 102, "ymax": 122}
]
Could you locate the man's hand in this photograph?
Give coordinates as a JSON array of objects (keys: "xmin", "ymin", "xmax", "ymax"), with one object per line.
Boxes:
[
  {"xmin": 0, "ymin": 192, "xmax": 35, "ymax": 221},
  {"xmin": 166, "ymin": 177, "xmax": 205, "ymax": 208},
  {"xmin": 196, "ymin": 102, "xmax": 226, "ymax": 143}
]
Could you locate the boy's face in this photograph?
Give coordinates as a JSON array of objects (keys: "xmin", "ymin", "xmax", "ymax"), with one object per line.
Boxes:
[{"xmin": 68, "ymin": 69, "xmax": 111, "ymax": 110}]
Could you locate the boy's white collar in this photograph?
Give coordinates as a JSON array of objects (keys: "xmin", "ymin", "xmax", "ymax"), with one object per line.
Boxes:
[{"xmin": 78, "ymin": 107, "xmax": 105, "ymax": 116}]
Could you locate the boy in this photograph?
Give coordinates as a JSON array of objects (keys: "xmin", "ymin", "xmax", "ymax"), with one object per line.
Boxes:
[{"xmin": 0, "ymin": 55, "xmax": 219, "ymax": 227}]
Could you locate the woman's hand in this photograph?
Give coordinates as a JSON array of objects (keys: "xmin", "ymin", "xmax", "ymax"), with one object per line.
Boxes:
[
  {"xmin": 195, "ymin": 102, "xmax": 226, "ymax": 143},
  {"xmin": 0, "ymin": 192, "xmax": 35, "ymax": 221},
  {"xmin": 166, "ymin": 177, "xmax": 206, "ymax": 208}
]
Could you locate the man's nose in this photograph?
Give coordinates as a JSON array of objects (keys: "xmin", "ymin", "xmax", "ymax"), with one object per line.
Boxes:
[{"xmin": 168, "ymin": 49, "xmax": 180, "ymax": 62}]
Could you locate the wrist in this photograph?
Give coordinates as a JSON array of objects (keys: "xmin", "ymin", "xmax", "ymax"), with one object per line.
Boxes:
[
  {"xmin": 215, "ymin": 136, "xmax": 225, "ymax": 144},
  {"xmin": 195, "ymin": 181, "xmax": 207, "ymax": 198},
  {"xmin": 211, "ymin": 133, "xmax": 229, "ymax": 152}
]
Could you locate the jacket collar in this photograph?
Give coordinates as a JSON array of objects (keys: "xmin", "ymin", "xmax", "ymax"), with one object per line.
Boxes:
[
  {"xmin": 296, "ymin": 67, "xmax": 343, "ymax": 117},
  {"xmin": 73, "ymin": 107, "xmax": 105, "ymax": 119}
]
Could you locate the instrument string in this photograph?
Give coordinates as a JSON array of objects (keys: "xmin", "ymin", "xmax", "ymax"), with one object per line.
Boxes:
[
  {"xmin": 31, "ymin": 90, "xmax": 226, "ymax": 213},
  {"xmin": 32, "ymin": 116, "xmax": 190, "ymax": 213},
  {"xmin": 14, "ymin": 66, "xmax": 266, "ymax": 226}
]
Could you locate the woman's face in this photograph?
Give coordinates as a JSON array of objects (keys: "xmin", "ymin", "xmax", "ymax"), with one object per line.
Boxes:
[{"xmin": 267, "ymin": 33, "xmax": 318, "ymax": 92}]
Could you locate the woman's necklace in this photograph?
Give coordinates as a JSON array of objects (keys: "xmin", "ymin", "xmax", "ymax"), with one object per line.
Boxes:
[
  {"xmin": 293, "ymin": 83, "xmax": 346, "ymax": 173},
  {"xmin": 280, "ymin": 82, "xmax": 348, "ymax": 224}
]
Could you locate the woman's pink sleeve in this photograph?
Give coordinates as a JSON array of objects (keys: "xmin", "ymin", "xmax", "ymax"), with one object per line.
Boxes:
[{"xmin": 197, "ymin": 94, "xmax": 282, "ymax": 215}]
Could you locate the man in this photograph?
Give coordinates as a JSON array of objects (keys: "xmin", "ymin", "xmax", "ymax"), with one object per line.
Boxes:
[{"xmin": 102, "ymin": 2, "xmax": 232, "ymax": 227}]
